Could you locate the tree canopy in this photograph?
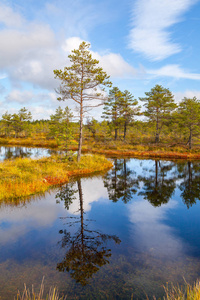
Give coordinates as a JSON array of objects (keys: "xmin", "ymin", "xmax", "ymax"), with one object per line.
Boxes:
[
  {"xmin": 54, "ymin": 41, "xmax": 112, "ymax": 161},
  {"xmin": 140, "ymin": 84, "xmax": 177, "ymax": 143}
]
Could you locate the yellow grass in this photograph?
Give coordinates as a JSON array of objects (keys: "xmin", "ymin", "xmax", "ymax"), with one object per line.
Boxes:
[
  {"xmin": 0, "ymin": 154, "xmax": 113, "ymax": 202},
  {"xmin": 2, "ymin": 137, "xmax": 200, "ymax": 159},
  {"xmin": 150, "ymin": 279, "xmax": 200, "ymax": 300}
]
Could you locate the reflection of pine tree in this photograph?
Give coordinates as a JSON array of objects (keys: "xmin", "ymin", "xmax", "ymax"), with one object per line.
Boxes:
[
  {"xmin": 3, "ymin": 146, "xmax": 32, "ymax": 160},
  {"xmin": 103, "ymin": 159, "xmax": 139, "ymax": 203},
  {"xmin": 177, "ymin": 161, "xmax": 200, "ymax": 208},
  {"xmin": 56, "ymin": 179, "xmax": 121, "ymax": 286},
  {"xmin": 138, "ymin": 160, "xmax": 176, "ymax": 207},
  {"xmin": 56, "ymin": 182, "xmax": 78, "ymax": 210}
]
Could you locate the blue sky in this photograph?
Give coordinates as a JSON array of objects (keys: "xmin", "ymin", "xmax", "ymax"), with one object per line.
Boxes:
[{"xmin": 1, "ymin": 0, "xmax": 200, "ymax": 120}]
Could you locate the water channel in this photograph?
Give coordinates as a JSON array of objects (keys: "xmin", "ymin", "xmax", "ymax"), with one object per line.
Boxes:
[
  {"xmin": 1, "ymin": 146, "xmax": 200, "ymax": 299},
  {"xmin": 0, "ymin": 145, "xmax": 57, "ymax": 161}
]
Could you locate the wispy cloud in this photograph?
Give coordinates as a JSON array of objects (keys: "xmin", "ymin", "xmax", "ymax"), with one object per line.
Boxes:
[
  {"xmin": 129, "ymin": 0, "xmax": 197, "ymax": 61},
  {"xmin": 0, "ymin": 3, "xmax": 24, "ymax": 28},
  {"xmin": 148, "ymin": 64, "xmax": 200, "ymax": 80},
  {"xmin": 174, "ymin": 90, "xmax": 200, "ymax": 102}
]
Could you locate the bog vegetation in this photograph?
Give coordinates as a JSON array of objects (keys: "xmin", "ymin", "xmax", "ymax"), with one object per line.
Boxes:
[
  {"xmin": 0, "ymin": 154, "xmax": 113, "ymax": 203},
  {"xmin": 1, "ymin": 42, "xmax": 200, "ymax": 160},
  {"xmin": 1, "ymin": 92, "xmax": 200, "ymax": 156}
]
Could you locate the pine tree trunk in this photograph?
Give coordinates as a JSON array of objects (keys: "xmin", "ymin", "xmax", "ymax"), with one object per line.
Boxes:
[
  {"xmin": 77, "ymin": 105, "xmax": 83, "ymax": 162},
  {"xmin": 115, "ymin": 128, "xmax": 118, "ymax": 140},
  {"xmin": 123, "ymin": 121, "xmax": 127, "ymax": 141},
  {"xmin": 155, "ymin": 114, "xmax": 159, "ymax": 143},
  {"xmin": 189, "ymin": 128, "xmax": 192, "ymax": 149},
  {"xmin": 77, "ymin": 179, "xmax": 84, "ymax": 254},
  {"xmin": 155, "ymin": 132, "xmax": 159, "ymax": 143},
  {"xmin": 155, "ymin": 160, "xmax": 158, "ymax": 188}
]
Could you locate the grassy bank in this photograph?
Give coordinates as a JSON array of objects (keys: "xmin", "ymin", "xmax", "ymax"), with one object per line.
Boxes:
[
  {"xmin": 82, "ymin": 142, "xmax": 200, "ymax": 160},
  {"xmin": 0, "ymin": 154, "xmax": 113, "ymax": 203},
  {"xmin": 87, "ymin": 148, "xmax": 200, "ymax": 160},
  {"xmin": 0, "ymin": 137, "xmax": 60, "ymax": 149},
  {"xmin": 2, "ymin": 137, "xmax": 200, "ymax": 160}
]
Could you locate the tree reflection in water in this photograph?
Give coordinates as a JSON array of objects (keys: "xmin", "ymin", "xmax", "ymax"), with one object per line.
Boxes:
[
  {"xmin": 1, "ymin": 146, "xmax": 32, "ymax": 160},
  {"xmin": 177, "ymin": 161, "xmax": 200, "ymax": 208},
  {"xmin": 138, "ymin": 160, "xmax": 176, "ymax": 207},
  {"xmin": 103, "ymin": 158, "xmax": 200, "ymax": 208},
  {"xmin": 56, "ymin": 179, "xmax": 121, "ymax": 286},
  {"xmin": 103, "ymin": 159, "xmax": 139, "ymax": 203}
]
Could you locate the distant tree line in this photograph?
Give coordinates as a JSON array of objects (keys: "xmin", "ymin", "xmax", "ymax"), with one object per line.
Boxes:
[{"xmin": 1, "ymin": 84, "xmax": 200, "ymax": 150}]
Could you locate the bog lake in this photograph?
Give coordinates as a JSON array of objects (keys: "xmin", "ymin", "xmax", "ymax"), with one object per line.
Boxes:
[{"xmin": 1, "ymin": 146, "xmax": 200, "ymax": 299}]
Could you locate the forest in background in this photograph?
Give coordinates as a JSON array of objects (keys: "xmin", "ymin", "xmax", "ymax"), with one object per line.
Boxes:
[{"xmin": 1, "ymin": 84, "xmax": 200, "ymax": 151}]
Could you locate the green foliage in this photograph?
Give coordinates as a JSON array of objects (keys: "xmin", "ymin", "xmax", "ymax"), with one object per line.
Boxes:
[
  {"xmin": 54, "ymin": 41, "xmax": 112, "ymax": 161},
  {"xmin": 102, "ymin": 87, "xmax": 140, "ymax": 140},
  {"xmin": 2, "ymin": 86, "xmax": 200, "ymax": 149},
  {"xmin": 102, "ymin": 87, "xmax": 123, "ymax": 140},
  {"xmin": 1, "ymin": 111, "xmax": 12, "ymax": 136},
  {"xmin": 49, "ymin": 106, "xmax": 73, "ymax": 151},
  {"xmin": 140, "ymin": 84, "xmax": 177, "ymax": 143},
  {"xmin": 174, "ymin": 97, "xmax": 200, "ymax": 149},
  {"xmin": 1, "ymin": 107, "xmax": 32, "ymax": 138}
]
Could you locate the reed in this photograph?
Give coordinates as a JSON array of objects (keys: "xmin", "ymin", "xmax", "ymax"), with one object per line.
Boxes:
[
  {"xmin": 162, "ymin": 280, "xmax": 200, "ymax": 300},
  {"xmin": 0, "ymin": 154, "xmax": 113, "ymax": 202},
  {"xmin": 149, "ymin": 279, "xmax": 200, "ymax": 300},
  {"xmin": 15, "ymin": 278, "xmax": 66, "ymax": 300}
]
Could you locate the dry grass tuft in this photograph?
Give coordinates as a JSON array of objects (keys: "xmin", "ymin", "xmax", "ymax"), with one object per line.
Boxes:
[
  {"xmin": 0, "ymin": 154, "xmax": 113, "ymax": 203},
  {"xmin": 151, "ymin": 279, "xmax": 200, "ymax": 300},
  {"xmin": 15, "ymin": 278, "xmax": 66, "ymax": 300}
]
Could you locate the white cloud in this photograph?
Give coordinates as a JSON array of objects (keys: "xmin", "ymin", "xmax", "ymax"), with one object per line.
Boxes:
[
  {"xmin": 62, "ymin": 37, "xmax": 85, "ymax": 53},
  {"xmin": 0, "ymin": 3, "xmax": 138, "ymax": 94},
  {"xmin": 0, "ymin": 83, "xmax": 6, "ymax": 94},
  {"xmin": 128, "ymin": 199, "xmax": 185, "ymax": 258},
  {"xmin": 0, "ymin": 25, "xmax": 56, "ymax": 68},
  {"xmin": 0, "ymin": 192, "xmax": 62, "ymax": 245},
  {"xmin": 174, "ymin": 90, "xmax": 200, "ymax": 102},
  {"xmin": 5, "ymin": 90, "xmax": 34, "ymax": 104},
  {"xmin": 1, "ymin": 90, "xmax": 65, "ymax": 119},
  {"xmin": 29, "ymin": 106, "xmax": 56, "ymax": 120},
  {"xmin": 0, "ymin": 73, "xmax": 6, "ymax": 79},
  {"xmin": 129, "ymin": 0, "xmax": 197, "ymax": 61},
  {"xmin": 148, "ymin": 64, "xmax": 200, "ymax": 80},
  {"xmin": 0, "ymin": 24, "xmax": 63, "ymax": 89},
  {"xmin": 93, "ymin": 52, "xmax": 137, "ymax": 78},
  {"xmin": 0, "ymin": 3, "xmax": 24, "ymax": 28},
  {"xmin": 63, "ymin": 37, "xmax": 138, "ymax": 78},
  {"xmin": 67, "ymin": 177, "xmax": 108, "ymax": 215}
]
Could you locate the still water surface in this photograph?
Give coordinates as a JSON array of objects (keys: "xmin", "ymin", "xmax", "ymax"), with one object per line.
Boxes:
[
  {"xmin": 1, "ymin": 149, "xmax": 200, "ymax": 299},
  {"xmin": 0, "ymin": 145, "xmax": 57, "ymax": 161}
]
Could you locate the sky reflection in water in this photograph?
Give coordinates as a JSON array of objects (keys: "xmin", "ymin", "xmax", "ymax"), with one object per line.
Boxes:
[
  {"xmin": 1, "ymin": 156, "xmax": 200, "ymax": 299},
  {"xmin": 0, "ymin": 146, "xmax": 56, "ymax": 161}
]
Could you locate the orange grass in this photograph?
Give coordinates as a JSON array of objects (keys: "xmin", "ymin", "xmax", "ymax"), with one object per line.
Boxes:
[
  {"xmin": 0, "ymin": 137, "xmax": 59, "ymax": 148},
  {"xmin": 2, "ymin": 137, "xmax": 200, "ymax": 159},
  {"xmin": 0, "ymin": 154, "xmax": 113, "ymax": 202},
  {"xmin": 81, "ymin": 148, "xmax": 200, "ymax": 160}
]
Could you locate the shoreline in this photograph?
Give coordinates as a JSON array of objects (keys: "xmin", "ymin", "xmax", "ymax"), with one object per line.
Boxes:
[
  {"xmin": 0, "ymin": 153, "xmax": 113, "ymax": 203},
  {"xmin": 1, "ymin": 137, "xmax": 200, "ymax": 160}
]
